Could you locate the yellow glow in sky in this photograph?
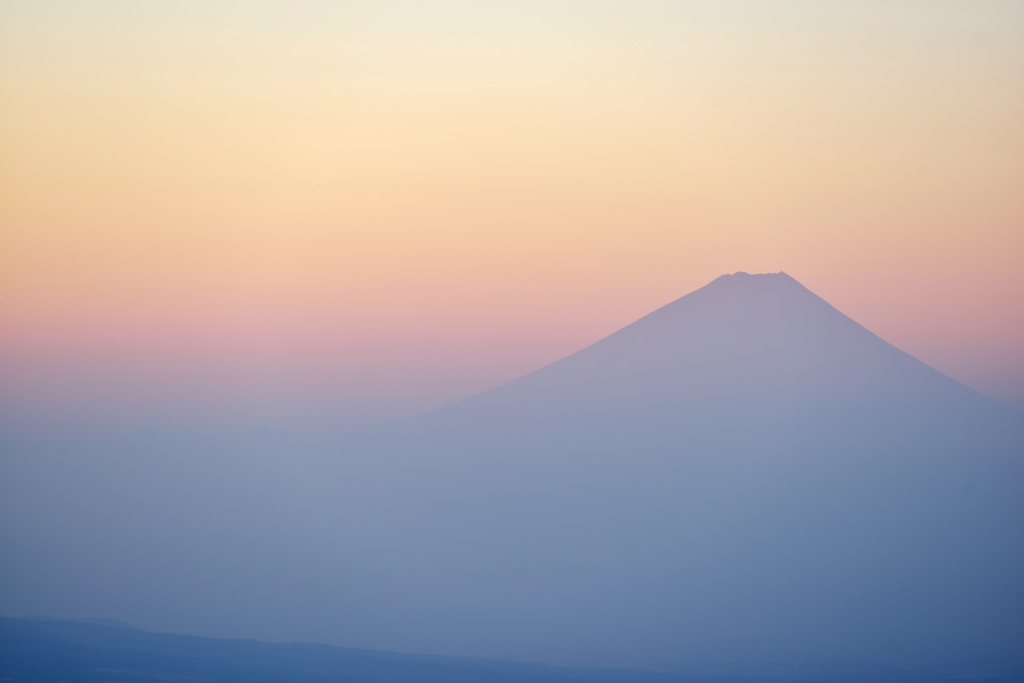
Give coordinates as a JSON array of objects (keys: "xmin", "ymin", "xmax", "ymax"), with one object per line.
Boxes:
[{"xmin": 1, "ymin": 1, "xmax": 1022, "ymax": 429}]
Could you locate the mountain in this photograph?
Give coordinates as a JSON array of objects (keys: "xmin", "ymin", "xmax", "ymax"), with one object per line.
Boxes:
[
  {"xmin": 329, "ymin": 272, "xmax": 1024, "ymax": 668},
  {"xmin": 1, "ymin": 272, "xmax": 1022, "ymax": 675}
]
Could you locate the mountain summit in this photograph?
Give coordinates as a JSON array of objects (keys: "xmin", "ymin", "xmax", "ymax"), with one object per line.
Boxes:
[
  {"xmin": 394, "ymin": 271, "xmax": 1006, "ymax": 460},
  {"xmin": 444, "ymin": 270, "xmax": 961, "ymax": 409}
]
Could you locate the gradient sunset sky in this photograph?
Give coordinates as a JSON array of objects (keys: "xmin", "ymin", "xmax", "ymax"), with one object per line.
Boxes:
[{"xmin": 1, "ymin": 1, "xmax": 1022, "ymax": 433}]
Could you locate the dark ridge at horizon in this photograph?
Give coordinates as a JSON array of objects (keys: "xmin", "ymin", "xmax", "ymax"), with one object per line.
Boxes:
[{"xmin": 3, "ymin": 617, "xmax": 1019, "ymax": 683}]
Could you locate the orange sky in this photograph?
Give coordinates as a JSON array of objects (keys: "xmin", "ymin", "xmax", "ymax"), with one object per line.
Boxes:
[{"xmin": 1, "ymin": 1, "xmax": 1022, "ymax": 431}]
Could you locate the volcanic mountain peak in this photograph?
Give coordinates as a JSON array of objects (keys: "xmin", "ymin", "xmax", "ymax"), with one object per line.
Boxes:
[
  {"xmin": 465, "ymin": 271, "xmax": 933, "ymax": 409},
  {"xmin": 354, "ymin": 272, "xmax": 1024, "ymax": 669},
  {"xmin": 606, "ymin": 270, "xmax": 857, "ymax": 344}
]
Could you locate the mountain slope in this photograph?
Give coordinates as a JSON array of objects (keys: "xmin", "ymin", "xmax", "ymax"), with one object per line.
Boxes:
[{"xmin": 420, "ymin": 271, "xmax": 1000, "ymax": 425}]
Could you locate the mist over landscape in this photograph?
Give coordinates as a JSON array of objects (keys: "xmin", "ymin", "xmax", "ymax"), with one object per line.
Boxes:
[
  {"xmin": 2, "ymin": 273, "xmax": 1023, "ymax": 680},
  {"xmin": 2, "ymin": 2, "xmax": 1024, "ymax": 682}
]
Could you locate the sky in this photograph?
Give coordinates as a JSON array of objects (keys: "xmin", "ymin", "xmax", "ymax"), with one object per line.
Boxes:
[{"xmin": 1, "ymin": 0, "xmax": 1022, "ymax": 434}]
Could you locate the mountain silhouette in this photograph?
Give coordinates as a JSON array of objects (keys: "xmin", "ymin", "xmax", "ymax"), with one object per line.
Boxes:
[
  {"xmin": 403, "ymin": 271, "xmax": 1001, "ymax": 433},
  {"xmin": 333, "ymin": 272, "xmax": 1024, "ymax": 669}
]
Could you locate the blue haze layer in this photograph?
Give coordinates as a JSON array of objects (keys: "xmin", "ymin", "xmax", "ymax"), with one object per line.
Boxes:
[{"xmin": 2, "ymin": 272, "xmax": 1022, "ymax": 671}]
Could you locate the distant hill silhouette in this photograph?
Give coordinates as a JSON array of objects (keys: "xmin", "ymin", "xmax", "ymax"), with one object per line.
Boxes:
[{"xmin": 2, "ymin": 617, "xmax": 1019, "ymax": 683}]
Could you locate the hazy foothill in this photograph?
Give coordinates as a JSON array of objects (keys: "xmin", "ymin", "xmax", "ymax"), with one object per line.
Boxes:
[{"xmin": 2, "ymin": 273, "xmax": 1022, "ymax": 680}]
